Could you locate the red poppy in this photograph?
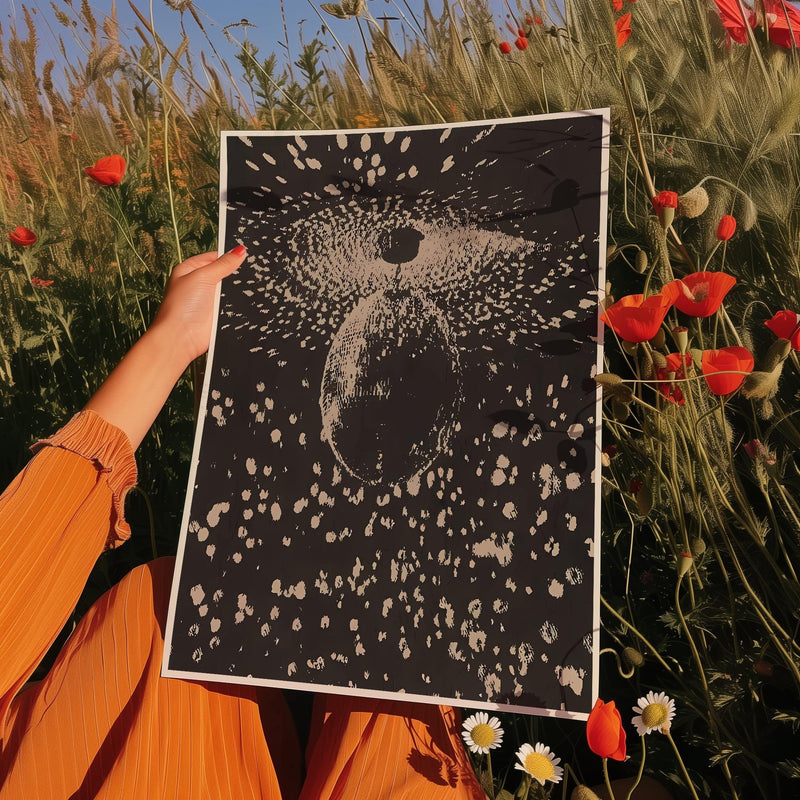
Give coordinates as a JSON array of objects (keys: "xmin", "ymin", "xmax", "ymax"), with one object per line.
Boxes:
[
  {"xmin": 673, "ymin": 272, "xmax": 736, "ymax": 317},
  {"xmin": 764, "ymin": 310, "xmax": 800, "ymax": 349},
  {"xmin": 656, "ymin": 352, "xmax": 692, "ymax": 404},
  {"xmin": 515, "ymin": 36, "xmax": 529, "ymax": 50},
  {"xmin": 31, "ymin": 276, "xmax": 54, "ymax": 288},
  {"xmin": 600, "ymin": 285, "xmax": 679, "ymax": 343},
  {"xmin": 652, "ymin": 190, "xmax": 678, "ymax": 212},
  {"xmin": 764, "ymin": 1, "xmax": 800, "ymax": 48},
  {"xmin": 615, "ymin": 12, "xmax": 632, "ymax": 47},
  {"xmin": 499, "ymin": 41, "xmax": 512, "ymax": 54},
  {"xmin": 85, "ymin": 154, "xmax": 126, "ymax": 186},
  {"xmin": 613, "ymin": 0, "xmax": 623, "ymax": 10},
  {"xmin": 8, "ymin": 226, "xmax": 37, "ymax": 246},
  {"xmin": 712, "ymin": 0, "xmax": 756, "ymax": 43},
  {"xmin": 716, "ymin": 214, "xmax": 736, "ymax": 241},
  {"xmin": 701, "ymin": 346, "xmax": 754, "ymax": 395},
  {"xmin": 586, "ymin": 698, "xmax": 627, "ymax": 761}
]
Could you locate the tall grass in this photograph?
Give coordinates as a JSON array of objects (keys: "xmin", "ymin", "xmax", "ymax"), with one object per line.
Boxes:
[{"xmin": 1, "ymin": 1, "xmax": 799, "ymax": 797}]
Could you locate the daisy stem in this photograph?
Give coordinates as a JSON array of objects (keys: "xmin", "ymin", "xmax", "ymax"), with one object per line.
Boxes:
[
  {"xmin": 487, "ymin": 750, "xmax": 494, "ymax": 798},
  {"xmin": 601, "ymin": 758, "xmax": 617, "ymax": 800},
  {"xmin": 624, "ymin": 736, "xmax": 646, "ymax": 800},
  {"xmin": 665, "ymin": 730, "xmax": 700, "ymax": 800}
]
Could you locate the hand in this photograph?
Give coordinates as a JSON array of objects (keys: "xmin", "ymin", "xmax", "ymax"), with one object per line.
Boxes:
[
  {"xmin": 83, "ymin": 246, "xmax": 247, "ymax": 449},
  {"xmin": 149, "ymin": 246, "xmax": 247, "ymax": 365}
]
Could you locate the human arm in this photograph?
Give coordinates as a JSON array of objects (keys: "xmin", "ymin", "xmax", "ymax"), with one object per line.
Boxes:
[{"xmin": 0, "ymin": 247, "xmax": 246, "ymax": 717}]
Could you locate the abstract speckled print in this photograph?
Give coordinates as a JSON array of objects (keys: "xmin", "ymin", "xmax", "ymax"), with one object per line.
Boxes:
[{"xmin": 164, "ymin": 113, "xmax": 608, "ymax": 718}]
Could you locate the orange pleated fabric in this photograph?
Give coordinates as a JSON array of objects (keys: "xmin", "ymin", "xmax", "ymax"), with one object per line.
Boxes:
[{"xmin": 0, "ymin": 411, "xmax": 486, "ymax": 800}]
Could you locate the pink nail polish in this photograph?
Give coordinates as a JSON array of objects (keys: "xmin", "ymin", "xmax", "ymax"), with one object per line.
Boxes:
[{"xmin": 232, "ymin": 244, "xmax": 247, "ymax": 256}]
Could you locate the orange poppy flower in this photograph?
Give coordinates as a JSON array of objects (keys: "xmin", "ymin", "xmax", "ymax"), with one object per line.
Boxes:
[
  {"xmin": 615, "ymin": 12, "xmax": 632, "ymax": 48},
  {"xmin": 499, "ymin": 41, "xmax": 512, "ymax": 54},
  {"xmin": 515, "ymin": 36, "xmax": 529, "ymax": 50},
  {"xmin": 8, "ymin": 226, "xmax": 37, "ymax": 246},
  {"xmin": 31, "ymin": 276, "xmax": 54, "ymax": 288},
  {"xmin": 85, "ymin": 154, "xmax": 127, "ymax": 186},
  {"xmin": 764, "ymin": 0, "xmax": 800, "ymax": 48},
  {"xmin": 673, "ymin": 272, "xmax": 736, "ymax": 317},
  {"xmin": 701, "ymin": 347, "xmax": 754, "ymax": 395},
  {"xmin": 600, "ymin": 285, "xmax": 678, "ymax": 343},
  {"xmin": 656, "ymin": 352, "xmax": 692, "ymax": 405},
  {"xmin": 764, "ymin": 310, "xmax": 800, "ymax": 349},
  {"xmin": 712, "ymin": 0, "xmax": 755, "ymax": 44},
  {"xmin": 586, "ymin": 699, "xmax": 627, "ymax": 761}
]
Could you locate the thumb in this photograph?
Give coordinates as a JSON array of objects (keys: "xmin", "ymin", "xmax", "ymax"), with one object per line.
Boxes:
[{"xmin": 201, "ymin": 245, "xmax": 248, "ymax": 283}]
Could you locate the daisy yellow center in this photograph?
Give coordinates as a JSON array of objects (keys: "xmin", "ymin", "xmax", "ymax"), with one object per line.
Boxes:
[
  {"xmin": 523, "ymin": 752, "xmax": 554, "ymax": 781},
  {"xmin": 470, "ymin": 723, "xmax": 496, "ymax": 748},
  {"xmin": 642, "ymin": 702, "xmax": 668, "ymax": 728}
]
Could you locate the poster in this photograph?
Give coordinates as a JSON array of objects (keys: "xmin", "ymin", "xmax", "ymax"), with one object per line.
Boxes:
[{"xmin": 163, "ymin": 111, "xmax": 608, "ymax": 718}]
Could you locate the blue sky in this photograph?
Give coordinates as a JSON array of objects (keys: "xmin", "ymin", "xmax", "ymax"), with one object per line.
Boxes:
[{"xmin": 4, "ymin": 1, "xmax": 515, "ymax": 88}]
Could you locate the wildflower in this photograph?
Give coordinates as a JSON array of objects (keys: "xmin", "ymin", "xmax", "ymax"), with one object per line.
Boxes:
[
  {"xmin": 8, "ymin": 226, "xmax": 37, "ymax": 246},
  {"xmin": 600, "ymin": 285, "xmax": 678, "ymax": 343},
  {"xmin": 673, "ymin": 272, "xmax": 736, "ymax": 317},
  {"xmin": 764, "ymin": 0, "xmax": 800, "ymax": 48},
  {"xmin": 515, "ymin": 36, "xmax": 529, "ymax": 50},
  {"xmin": 613, "ymin": 0, "xmax": 622, "ymax": 10},
  {"xmin": 85, "ymin": 154, "xmax": 126, "ymax": 186},
  {"xmin": 586, "ymin": 699, "xmax": 626, "ymax": 761},
  {"xmin": 744, "ymin": 439, "xmax": 777, "ymax": 465},
  {"xmin": 628, "ymin": 479, "xmax": 643, "ymax": 494},
  {"xmin": 656, "ymin": 352, "xmax": 692, "ymax": 405},
  {"xmin": 764, "ymin": 310, "xmax": 800, "ymax": 349},
  {"xmin": 499, "ymin": 41, "xmax": 512, "ymax": 54},
  {"xmin": 712, "ymin": 0, "xmax": 756, "ymax": 44},
  {"xmin": 672, "ymin": 325, "xmax": 689, "ymax": 352},
  {"xmin": 461, "ymin": 712, "xmax": 503, "ymax": 754},
  {"xmin": 652, "ymin": 190, "xmax": 679, "ymax": 227},
  {"xmin": 701, "ymin": 346, "xmax": 754, "ymax": 395},
  {"xmin": 615, "ymin": 12, "xmax": 632, "ymax": 48},
  {"xmin": 677, "ymin": 551, "xmax": 693, "ymax": 577},
  {"xmin": 632, "ymin": 691, "xmax": 676, "ymax": 735},
  {"xmin": 716, "ymin": 214, "xmax": 737, "ymax": 241},
  {"xmin": 30, "ymin": 276, "xmax": 54, "ymax": 287},
  {"xmin": 514, "ymin": 742, "xmax": 564, "ymax": 785}
]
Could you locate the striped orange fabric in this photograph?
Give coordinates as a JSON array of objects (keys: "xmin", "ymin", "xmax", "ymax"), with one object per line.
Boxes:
[{"xmin": 0, "ymin": 412, "xmax": 486, "ymax": 799}]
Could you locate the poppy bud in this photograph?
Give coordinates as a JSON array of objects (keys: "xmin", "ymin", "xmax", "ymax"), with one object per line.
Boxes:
[
  {"xmin": 649, "ymin": 329, "xmax": 666, "ymax": 350},
  {"xmin": 677, "ymin": 551, "xmax": 693, "ymax": 577},
  {"xmin": 499, "ymin": 41, "xmax": 512, "ymax": 53},
  {"xmin": 612, "ymin": 400, "xmax": 630, "ymax": 421},
  {"xmin": 595, "ymin": 372, "xmax": 624, "ymax": 387},
  {"xmin": 622, "ymin": 647, "xmax": 645, "ymax": 669},
  {"xmin": 635, "ymin": 484, "xmax": 652, "ymax": 516},
  {"xmin": 690, "ymin": 537, "xmax": 706, "ymax": 557},
  {"xmin": 762, "ymin": 337, "xmax": 792, "ymax": 371},
  {"xmin": 635, "ymin": 249, "xmax": 648, "ymax": 273},
  {"xmin": 650, "ymin": 349, "xmax": 667, "ymax": 369},
  {"xmin": 586, "ymin": 699, "xmax": 626, "ymax": 761},
  {"xmin": 517, "ymin": 27, "xmax": 525, "ymax": 36},
  {"xmin": 572, "ymin": 787, "xmax": 603, "ymax": 800},
  {"xmin": 514, "ymin": 36, "xmax": 529, "ymax": 50},
  {"xmin": 716, "ymin": 214, "xmax": 736, "ymax": 241},
  {"xmin": 677, "ymin": 185, "xmax": 709, "ymax": 218}
]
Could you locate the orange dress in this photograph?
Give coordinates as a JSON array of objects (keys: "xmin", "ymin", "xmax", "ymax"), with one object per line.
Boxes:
[{"xmin": 0, "ymin": 411, "xmax": 484, "ymax": 799}]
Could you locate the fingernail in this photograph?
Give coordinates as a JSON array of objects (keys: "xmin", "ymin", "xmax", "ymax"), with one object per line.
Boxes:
[{"xmin": 232, "ymin": 244, "xmax": 247, "ymax": 256}]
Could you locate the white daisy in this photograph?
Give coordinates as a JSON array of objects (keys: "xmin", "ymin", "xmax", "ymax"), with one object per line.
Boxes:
[
  {"xmin": 632, "ymin": 690, "xmax": 676, "ymax": 735},
  {"xmin": 461, "ymin": 712, "xmax": 504, "ymax": 754},
  {"xmin": 514, "ymin": 742, "xmax": 564, "ymax": 785}
]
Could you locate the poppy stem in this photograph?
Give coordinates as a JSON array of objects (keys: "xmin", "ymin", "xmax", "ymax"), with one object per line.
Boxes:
[
  {"xmin": 623, "ymin": 736, "xmax": 646, "ymax": 800},
  {"xmin": 665, "ymin": 730, "xmax": 701, "ymax": 800},
  {"xmin": 601, "ymin": 757, "xmax": 616, "ymax": 800}
]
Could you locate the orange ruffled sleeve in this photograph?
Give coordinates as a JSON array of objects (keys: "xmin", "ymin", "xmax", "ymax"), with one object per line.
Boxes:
[{"xmin": 0, "ymin": 410, "xmax": 137, "ymax": 728}]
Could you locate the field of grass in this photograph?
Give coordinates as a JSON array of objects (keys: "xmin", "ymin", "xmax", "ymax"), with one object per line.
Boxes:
[{"xmin": 2, "ymin": 1, "xmax": 800, "ymax": 798}]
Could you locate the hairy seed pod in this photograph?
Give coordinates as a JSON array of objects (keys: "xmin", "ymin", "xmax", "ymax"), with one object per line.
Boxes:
[
  {"xmin": 762, "ymin": 338, "xmax": 792, "ymax": 371},
  {"xmin": 691, "ymin": 537, "xmax": 706, "ymax": 557},
  {"xmin": 736, "ymin": 192, "xmax": 758, "ymax": 231},
  {"xmin": 678, "ymin": 185, "xmax": 710, "ymax": 218},
  {"xmin": 622, "ymin": 647, "xmax": 645, "ymax": 668},
  {"xmin": 635, "ymin": 249, "xmax": 648, "ymax": 273}
]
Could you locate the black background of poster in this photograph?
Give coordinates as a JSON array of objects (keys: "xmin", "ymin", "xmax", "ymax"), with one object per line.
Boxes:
[{"xmin": 166, "ymin": 114, "xmax": 606, "ymax": 715}]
